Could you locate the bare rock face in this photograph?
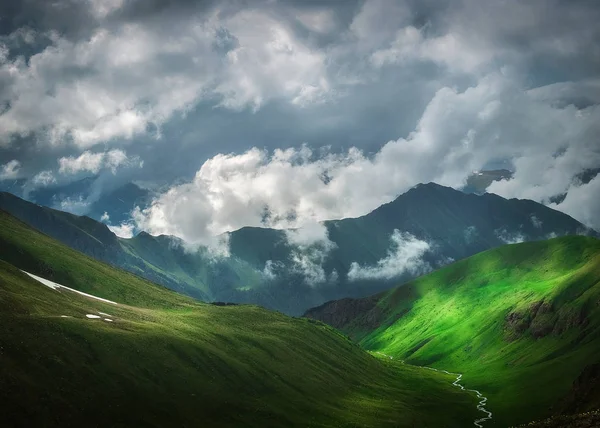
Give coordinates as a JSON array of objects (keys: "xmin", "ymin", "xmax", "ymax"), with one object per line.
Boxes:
[
  {"xmin": 505, "ymin": 300, "xmax": 589, "ymax": 340},
  {"xmin": 303, "ymin": 296, "xmax": 381, "ymax": 332}
]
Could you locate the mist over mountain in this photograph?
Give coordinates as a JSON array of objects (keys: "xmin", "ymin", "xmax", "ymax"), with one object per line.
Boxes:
[{"xmin": 2, "ymin": 182, "xmax": 595, "ymax": 315}]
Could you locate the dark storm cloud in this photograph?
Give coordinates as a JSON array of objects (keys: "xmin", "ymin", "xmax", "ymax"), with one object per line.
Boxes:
[{"xmin": 0, "ymin": 0, "xmax": 599, "ymax": 237}]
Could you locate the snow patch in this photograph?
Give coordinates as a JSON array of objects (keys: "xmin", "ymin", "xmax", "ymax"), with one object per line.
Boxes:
[
  {"xmin": 104, "ymin": 318, "xmax": 113, "ymax": 322},
  {"xmin": 86, "ymin": 314, "xmax": 101, "ymax": 319},
  {"xmin": 22, "ymin": 271, "xmax": 118, "ymax": 305}
]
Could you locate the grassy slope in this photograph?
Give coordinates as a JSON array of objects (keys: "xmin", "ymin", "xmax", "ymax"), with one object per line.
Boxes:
[
  {"xmin": 0, "ymin": 210, "xmax": 478, "ymax": 427},
  {"xmin": 347, "ymin": 236, "xmax": 600, "ymax": 427}
]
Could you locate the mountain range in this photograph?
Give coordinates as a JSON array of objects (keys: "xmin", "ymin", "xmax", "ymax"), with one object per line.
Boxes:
[
  {"xmin": 0, "ymin": 168, "xmax": 516, "ymax": 226},
  {"xmin": 2, "ymin": 205, "xmax": 599, "ymax": 426},
  {"xmin": 0, "ymin": 182, "xmax": 595, "ymax": 315}
]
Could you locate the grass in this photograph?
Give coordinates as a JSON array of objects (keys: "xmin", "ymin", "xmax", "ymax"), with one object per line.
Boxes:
[
  {"xmin": 0, "ymin": 210, "xmax": 480, "ymax": 427},
  {"xmin": 340, "ymin": 236, "xmax": 600, "ymax": 427}
]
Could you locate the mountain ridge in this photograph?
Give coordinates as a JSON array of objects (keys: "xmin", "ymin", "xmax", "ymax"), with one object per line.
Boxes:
[{"xmin": 0, "ymin": 183, "xmax": 596, "ymax": 314}]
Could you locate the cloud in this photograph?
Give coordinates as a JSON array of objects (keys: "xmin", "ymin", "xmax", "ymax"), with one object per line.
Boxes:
[
  {"xmin": 285, "ymin": 221, "xmax": 336, "ymax": 285},
  {"xmin": 133, "ymin": 72, "xmax": 600, "ymax": 243},
  {"xmin": 108, "ymin": 222, "xmax": 135, "ymax": 238},
  {"xmin": 284, "ymin": 221, "xmax": 333, "ymax": 248},
  {"xmin": 262, "ymin": 259, "xmax": 283, "ymax": 280},
  {"xmin": 495, "ymin": 228, "xmax": 526, "ymax": 245},
  {"xmin": 551, "ymin": 176, "xmax": 600, "ymax": 231},
  {"xmin": 289, "ymin": 250, "xmax": 328, "ymax": 285},
  {"xmin": 58, "ymin": 149, "xmax": 142, "ymax": 175},
  {"xmin": 31, "ymin": 170, "xmax": 56, "ymax": 186},
  {"xmin": 371, "ymin": 25, "xmax": 493, "ymax": 73},
  {"xmin": 348, "ymin": 230, "xmax": 431, "ymax": 281},
  {"xmin": 463, "ymin": 225, "xmax": 478, "ymax": 244},
  {"xmin": 1, "ymin": 0, "xmax": 599, "ymax": 236},
  {"xmin": 0, "ymin": 5, "xmax": 331, "ymax": 149},
  {"xmin": 58, "ymin": 195, "xmax": 91, "ymax": 215},
  {"xmin": 0, "ymin": 160, "xmax": 21, "ymax": 180},
  {"xmin": 530, "ymin": 215, "xmax": 542, "ymax": 229},
  {"xmin": 88, "ymin": 0, "xmax": 125, "ymax": 19}
]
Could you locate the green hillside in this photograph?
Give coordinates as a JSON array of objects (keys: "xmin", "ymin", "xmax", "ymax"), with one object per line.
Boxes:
[
  {"xmin": 1, "ymin": 183, "xmax": 595, "ymax": 316},
  {"xmin": 0, "ymin": 210, "xmax": 479, "ymax": 427},
  {"xmin": 306, "ymin": 236, "xmax": 600, "ymax": 426}
]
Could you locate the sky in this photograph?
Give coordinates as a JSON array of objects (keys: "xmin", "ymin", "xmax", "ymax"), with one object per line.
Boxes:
[{"xmin": 0, "ymin": 0, "xmax": 599, "ymax": 244}]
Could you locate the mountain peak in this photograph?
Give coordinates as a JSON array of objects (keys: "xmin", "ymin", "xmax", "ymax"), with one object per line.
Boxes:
[{"xmin": 409, "ymin": 182, "xmax": 456, "ymax": 193}]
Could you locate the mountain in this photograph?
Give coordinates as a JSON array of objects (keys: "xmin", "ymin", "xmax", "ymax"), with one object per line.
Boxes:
[
  {"xmin": 304, "ymin": 236, "xmax": 600, "ymax": 426},
  {"xmin": 28, "ymin": 175, "xmax": 98, "ymax": 209},
  {"xmin": 0, "ymin": 183, "xmax": 596, "ymax": 315},
  {"xmin": 0, "ymin": 209, "xmax": 479, "ymax": 427},
  {"xmin": 27, "ymin": 178, "xmax": 152, "ymax": 224},
  {"xmin": 86, "ymin": 182, "xmax": 152, "ymax": 224}
]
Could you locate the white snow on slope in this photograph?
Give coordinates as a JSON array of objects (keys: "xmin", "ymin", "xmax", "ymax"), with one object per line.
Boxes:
[
  {"xmin": 21, "ymin": 270, "xmax": 118, "ymax": 305},
  {"xmin": 86, "ymin": 314, "xmax": 101, "ymax": 319}
]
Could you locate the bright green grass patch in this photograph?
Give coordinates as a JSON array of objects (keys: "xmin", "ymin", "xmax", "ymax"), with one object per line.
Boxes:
[{"xmin": 354, "ymin": 236, "xmax": 600, "ymax": 427}]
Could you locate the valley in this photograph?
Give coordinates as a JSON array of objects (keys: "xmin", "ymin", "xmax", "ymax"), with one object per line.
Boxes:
[
  {"xmin": 1, "ymin": 1, "xmax": 598, "ymax": 426},
  {"xmin": 0, "ymin": 210, "xmax": 480, "ymax": 427},
  {"xmin": 1, "ymin": 196, "xmax": 599, "ymax": 426}
]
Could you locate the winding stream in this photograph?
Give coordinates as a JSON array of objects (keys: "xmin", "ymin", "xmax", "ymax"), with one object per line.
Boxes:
[{"xmin": 375, "ymin": 352, "xmax": 492, "ymax": 427}]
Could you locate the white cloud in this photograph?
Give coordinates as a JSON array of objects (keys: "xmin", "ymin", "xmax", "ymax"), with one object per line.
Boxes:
[
  {"xmin": 289, "ymin": 250, "xmax": 328, "ymax": 285},
  {"xmin": 530, "ymin": 215, "xmax": 543, "ymax": 229},
  {"xmin": 88, "ymin": 0, "xmax": 125, "ymax": 19},
  {"xmin": 59, "ymin": 196, "xmax": 91, "ymax": 215},
  {"xmin": 349, "ymin": 0, "xmax": 412, "ymax": 49},
  {"xmin": 495, "ymin": 228, "xmax": 526, "ymax": 244},
  {"xmin": 132, "ymin": 72, "xmax": 600, "ymax": 244},
  {"xmin": 0, "ymin": 160, "xmax": 21, "ymax": 180},
  {"xmin": 348, "ymin": 230, "xmax": 431, "ymax": 281},
  {"xmin": 214, "ymin": 10, "xmax": 330, "ymax": 110},
  {"xmin": 284, "ymin": 221, "xmax": 333, "ymax": 248},
  {"xmin": 372, "ymin": 26, "xmax": 493, "ymax": 73},
  {"xmin": 295, "ymin": 9, "xmax": 335, "ymax": 34},
  {"xmin": 285, "ymin": 222, "xmax": 336, "ymax": 286},
  {"xmin": 262, "ymin": 259, "xmax": 283, "ymax": 280},
  {"xmin": 58, "ymin": 149, "xmax": 141, "ymax": 175},
  {"xmin": 527, "ymin": 79, "xmax": 600, "ymax": 108},
  {"xmin": 108, "ymin": 222, "xmax": 135, "ymax": 238},
  {"xmin": 550, "ymin": 176, "xmax": 600, "ymax": 231},
  {"xmin": 31, "ymin": 170, "xmax": 56, "ymax": 186},
  {"xmin": 100, "ymin": 211, "xmax": 110, "ymax": 222},
  {"xmin": 0, "ymin": 8, "xmax": 331, "ymax": 148},
  {"xmin": 138, "ymin": 74, "xmax": 600, "ymax": 242}
]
